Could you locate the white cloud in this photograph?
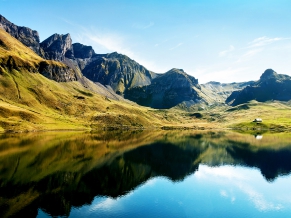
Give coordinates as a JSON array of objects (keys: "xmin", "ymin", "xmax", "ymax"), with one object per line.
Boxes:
[
  {"xmin": 219, "ymin": 45, "xmax": 235, "ymax": 57},
  {"xmin": 55, "ymin": 18, "xmax": 161, "ymax": 72},
  {"xmin": 236, "ymin": 48, "xmax": 263, "ymax": 63},
  {"xmin": 90, "ymin": 198, "xmax": 116, "ymax": 212},
  {"xmin": 132, "ymin": 22, "xmax": 155, "ymax": 29},
  {"xmin": 169, "ymin": 43, "xmax": 183, "ymax": 51},
  {"xmin": 220, "ymin": 190, "xmax": 228, "ymax": 197},
  {"xmin": 154, "ymin": 39, "xmax": 169, "ymax": 47},
  {"xmin": 73, "ymin": 28, "xmax": 166, "ymax": 72},
  {"xmin": 238, "ymin": 183, "xmax": 284, "ymax": 211},
  {"xmin": 78, "ymin": 30, "xmax": 135, "ymax": 57},
  {"xmin": 195, "ymin": 165, "xmax": 248, "ymax": 180},
  {"xmin": 248, "ymin": 36, "xmax": 290, "ymax": 48}
]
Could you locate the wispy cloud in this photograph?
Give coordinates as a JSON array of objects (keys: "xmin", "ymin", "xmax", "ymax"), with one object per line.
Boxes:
[
  {"xmin": 235, "ymin": 48, "xmax": 263, "ymax": 63},
  {"xmin": 154, "ymin": 39, "xmax": 168, "ymax": 47},
  {"xmin": 90, "ymin": 198, "xmax": 116, "ymax": 212},
  {"xmin": 248, "ymin": 36, "xmax": 290, "ymax": 48},
  {"xmin": 238, "ymin": 184, "xmax": 283, "ymax": 211},
  {"xmin": 75, "ymin": 30, "xmax": 158, "ymax": 71},
  {"xmin": 79, "ymin": 30, "xmax": 135, "ymax": 57},
  {"xmin": 219, "ymin": 45, "xmax": 235, "ymax": 57},
  {"xmin": 56, "ymin": 17, "xmax": 135, "ymax": 57},
  {"xmin": 132, "ymin": 22, "xmax": 154, "ymax": 29},
  {"xmin": 169, "ymin": 43, "xmax": 183, "ymax": 50}
]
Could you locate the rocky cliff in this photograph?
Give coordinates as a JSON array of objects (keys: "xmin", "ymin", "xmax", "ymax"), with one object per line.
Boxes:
[
  {"xmin": 0, "ymin": 14, "xmax": 41, "ymax": 55},
  {"xmin": 40, "ymin": 33, "xmax": 74, "ymax": 61},
  {"xmin": 72, "ymin": 43, "xmax": 95, "ymax": 59}
]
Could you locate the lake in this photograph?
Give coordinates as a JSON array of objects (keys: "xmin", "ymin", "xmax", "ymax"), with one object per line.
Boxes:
[{"xmin": 1, "ymin": 130, "xmax": 291, "ymax": 217}]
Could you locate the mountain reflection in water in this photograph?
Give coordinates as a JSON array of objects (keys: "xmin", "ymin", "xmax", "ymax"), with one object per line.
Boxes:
[{"xmin": 0, "ymin": 130, "xmax": 291, "ymax": 217}]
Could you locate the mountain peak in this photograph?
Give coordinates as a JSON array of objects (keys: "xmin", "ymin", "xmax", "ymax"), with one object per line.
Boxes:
[
  {"xmin": 260, "ymin": 69, "xmax": 278, "ymax": 80},
  {"xmin": 106, "ymin": 52, "xmax": 129, "ymax": 60},
  {"xmin": 229, "ymin": 69, "xmax": 291, "ymax": 106},
  {"xmin": 167, "ymin": 68, "xmax": 185, "ymax": 74},
  {"xmin": 40, "ymin": 33, "xmax": 73, "ymax": 61}
]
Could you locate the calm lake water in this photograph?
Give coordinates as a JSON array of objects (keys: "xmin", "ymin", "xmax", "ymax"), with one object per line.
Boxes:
[{"xmin": 1, "ymin": 130, "xmax": 291, "ymax": 217}]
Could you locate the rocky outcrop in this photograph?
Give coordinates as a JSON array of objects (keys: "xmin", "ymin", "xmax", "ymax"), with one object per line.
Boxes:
[
  {"xmin": 38, "ymin": 61, "xmax": 77, "ymax": 82},
  {"xmin": 124, "ymin": 68, "xmax": 202, "ymax": 109},
  {"xmin": 0, "ymin": 14, "xmax": 41, "ymax": 55},
  {"xmin": 227, "ymin": 69, "xmax": 291, "ymax": 106},
  {"xmin": 40, "ymin": 33, "xmax": 74, "ymax": 61},
  {"xmin": 82, "ymin": 52, "xmax": 157, "ymax": 94},
  {"xmin": 72, "ymin": 43, "xmax": 95, "ymax": 59}
]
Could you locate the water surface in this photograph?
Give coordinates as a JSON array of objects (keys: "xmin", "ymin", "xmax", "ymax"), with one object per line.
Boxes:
[{"xmin": 1, "ymin": 130, "xmax": 291, "ymax": 217}]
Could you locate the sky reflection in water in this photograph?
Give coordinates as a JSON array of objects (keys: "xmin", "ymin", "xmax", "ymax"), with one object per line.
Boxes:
[{"xmin": 43, "ymin": 165, "xmax": 291, "ymax": 218}]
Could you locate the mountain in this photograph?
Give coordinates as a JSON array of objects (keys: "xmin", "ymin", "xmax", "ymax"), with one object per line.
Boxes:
[
  {"xmin": 1, "ymin": 26, "xmax": 182, "ymax": 132},
  {"xmin": 81, "ymin": 52, "xmax": 157, "ymax": 94},
  {"xmin": 0, "ymin": 28, "xmax": 76, "ymax": 83},
  {"xmin": 5, "ymin": 14, "xmax": 291, "ymax": 115},
  {"xmin": 124, "ymin": 68, "xmax": 202, "ymax": 109},
  {"xmin": 0, "ymin": 14, "xmax": 217, "ymax": 109},
  {"xmin": 227, "ymin": 69, "xmax": 291, "ymax": 106}
]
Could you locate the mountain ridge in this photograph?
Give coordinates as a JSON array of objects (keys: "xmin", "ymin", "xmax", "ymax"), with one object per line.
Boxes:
[
  {"xmin": 227, "ymin": 69, "xmax": 291, "ymax": 106},
  {"xmin": 0, "ymin": 14, "xmax": 250, "ymax": 109}
]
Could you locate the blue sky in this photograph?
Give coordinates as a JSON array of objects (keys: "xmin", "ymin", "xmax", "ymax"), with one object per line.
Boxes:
[{"xmin": 2, "ymin": 0, "xmax": 291, "ymax": 83}]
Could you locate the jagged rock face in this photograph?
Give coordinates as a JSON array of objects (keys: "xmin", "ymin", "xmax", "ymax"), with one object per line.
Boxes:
[
  {"xmin": 40, "ymin": 33, "xmax": 74, "ymax": 61},
  {"xmin": 82, "ymin": 52, "xmax": 156, "ymax": 94},
  {"xmin": 228, "ymin": 69, "xmax": 291, "ymax": 106},
  {"xmin": 0, "ymin": 15, "xmax": 41, "ymax": 55},
  {"xmin": 38, "ymin": 61, "xmax": 77, "ymax": 82},
  {"xmin": 72, "ymin": 43, "xmax": 95, "ymax": 59},
  {"xmin": 124, "ymin": 68, "xmax": 201, "ymax": 109}
]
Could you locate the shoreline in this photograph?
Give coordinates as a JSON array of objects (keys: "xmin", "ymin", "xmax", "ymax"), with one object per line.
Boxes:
[{"xmin": 1, "ymin": 124, "xmax": 290, "ymax": 134}]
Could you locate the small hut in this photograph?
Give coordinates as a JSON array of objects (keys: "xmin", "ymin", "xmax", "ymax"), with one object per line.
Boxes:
[{"xmin": 253, "ymin": 118, "xmax": 262, "ymax": 123}]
